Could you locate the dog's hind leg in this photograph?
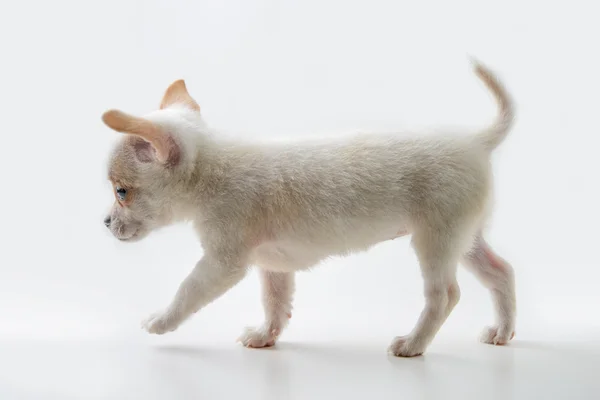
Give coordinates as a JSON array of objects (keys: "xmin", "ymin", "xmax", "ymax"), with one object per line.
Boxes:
[
  {"xmin": 389, "ymin": 225, "xmax": 464, "ymax": 357},
  {"xmin": 462, "ymin": 234, "xmax": 516, "ymax": 345}
]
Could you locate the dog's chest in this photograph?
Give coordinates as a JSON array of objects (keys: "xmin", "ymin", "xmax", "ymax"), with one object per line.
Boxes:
[{"xmin": 250, "ymin": 241, "xmax": 318, "ymax": 272}]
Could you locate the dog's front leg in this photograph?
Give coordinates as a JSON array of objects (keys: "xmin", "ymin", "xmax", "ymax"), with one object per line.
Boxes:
[
  {"xmin": 238, "ymin": 270, "xmax": 295, "ymax": 348},
  {"xmin": 142, "ymin": 253, "xmax": 247, "ymax": 335}
]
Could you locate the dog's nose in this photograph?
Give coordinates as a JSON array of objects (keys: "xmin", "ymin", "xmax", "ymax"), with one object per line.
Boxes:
[{"xmin": 104, "ymin": 216, "xmax": 112, "ymax": 228}]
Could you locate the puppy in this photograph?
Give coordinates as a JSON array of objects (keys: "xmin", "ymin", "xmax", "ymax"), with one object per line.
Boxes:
[{"xmin": 103, "ymin": 60, "xmax": 516, "ymax": 357}]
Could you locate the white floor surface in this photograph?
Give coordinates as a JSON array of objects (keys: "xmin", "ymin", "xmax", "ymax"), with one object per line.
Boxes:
[{"xmin": 1, "ymin": 336, "xmax": 599, "ymax": 400}]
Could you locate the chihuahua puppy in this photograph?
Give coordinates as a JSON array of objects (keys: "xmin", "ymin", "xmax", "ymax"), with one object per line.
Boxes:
[{"xmin": 103, "ymin": 60, "xmax": 516, "ymax": 357}]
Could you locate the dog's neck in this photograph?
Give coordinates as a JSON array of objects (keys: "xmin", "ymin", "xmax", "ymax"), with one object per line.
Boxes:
[{"xmin": 166, "ymin": 131, "xmax": 224, "ymax": 222}]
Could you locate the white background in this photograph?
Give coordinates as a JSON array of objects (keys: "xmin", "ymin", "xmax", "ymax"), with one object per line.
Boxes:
[{"xmin": 1, "ymin": 0, "xmax": 599, "ymax": 399}]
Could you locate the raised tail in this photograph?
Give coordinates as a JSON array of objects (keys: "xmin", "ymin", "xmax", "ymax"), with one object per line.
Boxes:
[{"xmin": 472, "ymin": 59, "xmax": 515, "ymax": 151}]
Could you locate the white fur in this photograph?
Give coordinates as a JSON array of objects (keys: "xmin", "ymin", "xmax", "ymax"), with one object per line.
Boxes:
[{"xmin": 107, "ymin": 60, "xmax": 517, "ymax": 357}]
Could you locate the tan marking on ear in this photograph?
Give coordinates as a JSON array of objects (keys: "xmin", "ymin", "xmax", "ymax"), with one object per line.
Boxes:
[
  {"xmin": 160, "ymin": 79, "xmax": 200, "ymax": 111},
  {"xmin": 102, "ymin": 109, "xmax": 171, "ymax": 163}
]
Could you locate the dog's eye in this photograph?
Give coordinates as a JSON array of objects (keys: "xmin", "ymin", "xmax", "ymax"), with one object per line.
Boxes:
[{"xmin": 115, "ymin": 186, "xmax": 127, "ymax": 201}]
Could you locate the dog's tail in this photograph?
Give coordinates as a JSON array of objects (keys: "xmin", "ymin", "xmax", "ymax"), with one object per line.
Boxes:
[{"xmin": 472, "ymin": 59, "xmax": 515, "ymax": 151}]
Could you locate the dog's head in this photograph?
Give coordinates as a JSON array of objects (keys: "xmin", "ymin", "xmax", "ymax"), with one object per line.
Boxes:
[{"xmin": 102, "ymin": 80, "xmax": 201, "ymax": 241}]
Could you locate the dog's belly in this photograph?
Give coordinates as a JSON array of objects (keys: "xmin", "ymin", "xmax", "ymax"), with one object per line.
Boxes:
[{"xmin": 250, "ymin": 226, "xmax": 409, "ymax": 272}]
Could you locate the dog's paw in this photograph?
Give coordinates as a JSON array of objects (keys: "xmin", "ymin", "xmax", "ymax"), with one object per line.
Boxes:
[
  {"xmin": 141, "ymin": 310, "xmax": 180, "ymax": 335},
  {"xmin": 388, "ymin": 335, "xmax": 425, "ymax": 357},
  {"xmin": 238, "ymin": 326, "xmax": 280, "ymax": 348},
  {"xmin": 480, "ymin": 325, "xmax": 515, "ymax": 345}
]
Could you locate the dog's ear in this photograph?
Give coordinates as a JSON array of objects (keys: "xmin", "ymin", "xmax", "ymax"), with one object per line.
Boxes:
[
  {"xmin": 102, "ymin": 109, "xmax": 177, "ymax": 164},
  {"xmin": 160, "ymin": 79, "xmax": 200, "ymax": 111}
]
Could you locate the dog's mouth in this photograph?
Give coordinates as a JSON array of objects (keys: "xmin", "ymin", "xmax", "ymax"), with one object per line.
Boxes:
[
  {"xmin": 118, "ymin": 232, "xmax": 137, "ymax": 242},
  {"xmin": 117, "ymin": 227, "xmax": 146, "ymax": 242}
]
